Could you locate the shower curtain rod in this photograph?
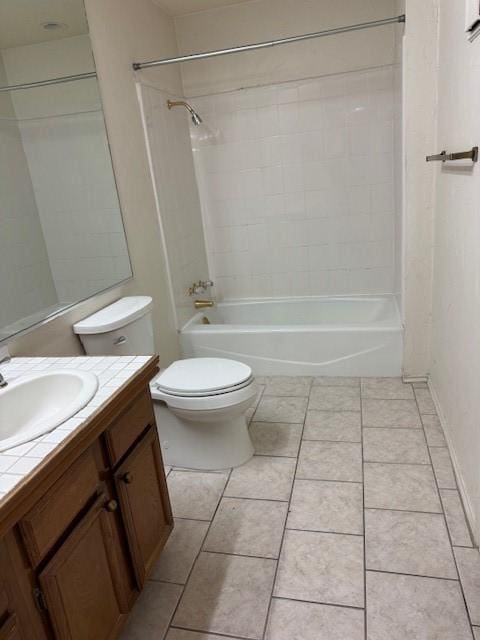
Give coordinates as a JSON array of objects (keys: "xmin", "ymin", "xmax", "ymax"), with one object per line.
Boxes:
[
  {"xmin": 133, "ymin": 14, "xmax": 405, "ymax": 70},
  {"xmin": 0, "ymin": 71, "xmax": 97, "ymax": 93}
]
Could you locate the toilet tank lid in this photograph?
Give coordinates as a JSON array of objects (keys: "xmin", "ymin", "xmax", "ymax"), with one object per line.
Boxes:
[{"xmin": 73, "ymin": 296, "xmax": 153, "ymax": 335}]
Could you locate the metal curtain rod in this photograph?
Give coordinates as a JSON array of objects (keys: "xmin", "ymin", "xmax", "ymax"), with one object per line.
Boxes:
[
  {"xmin": 0, "ymin": 71, "xmax": 97, "ymax": 94},
  {"xmin": 133, "ymin": 14, "xmax": 405, "ymax": 70}
]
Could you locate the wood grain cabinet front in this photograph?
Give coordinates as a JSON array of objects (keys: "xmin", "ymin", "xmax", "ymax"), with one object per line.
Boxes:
[
  {"xmin": 0, "ymin": 613, "xmax": 23, "ymax": 640},
  {"xmin": 114, "ymin": 427, "xmax": 173, "ymax": 587}
]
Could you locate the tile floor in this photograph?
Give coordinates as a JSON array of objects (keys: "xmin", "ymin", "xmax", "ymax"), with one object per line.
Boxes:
[{"xmin": 120, "ymin": 376, "xmax": 479, "ymax": 640}]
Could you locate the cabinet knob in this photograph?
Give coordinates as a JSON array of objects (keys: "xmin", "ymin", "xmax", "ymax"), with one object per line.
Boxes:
[
  {"xmin": 123, "ymin": 472, "xmax": 133, "ymax": 484},
  {"xmin": 105, "ymin": 499, "xmax": 118, "ymax": 512}
]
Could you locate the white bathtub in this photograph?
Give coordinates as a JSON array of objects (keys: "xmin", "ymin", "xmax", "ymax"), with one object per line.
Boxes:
[{"xmin": 180, "ymin": 295, "xmax": 403, "ymax": 377}]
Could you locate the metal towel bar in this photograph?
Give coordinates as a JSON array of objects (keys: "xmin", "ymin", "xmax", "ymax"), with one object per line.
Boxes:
[{"xmin": 426, "ymin": 147, "xmax": 478, "ymax": 163}]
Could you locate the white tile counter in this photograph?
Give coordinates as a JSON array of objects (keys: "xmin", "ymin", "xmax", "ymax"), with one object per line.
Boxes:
[{"xmin": 0, "ymin": 356, "xmax": 153, "ymax": 502}]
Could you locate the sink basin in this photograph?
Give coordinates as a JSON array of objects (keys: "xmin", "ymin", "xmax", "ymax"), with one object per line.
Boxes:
[{"xmin": 0, "ymin": 370, "xmax": 99, "ymax": 452}]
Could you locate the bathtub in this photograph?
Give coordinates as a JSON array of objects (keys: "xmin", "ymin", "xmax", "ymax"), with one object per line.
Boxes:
[{"xmin": 180, "ymin": 295, "xmax": 403, "ymax": 377}]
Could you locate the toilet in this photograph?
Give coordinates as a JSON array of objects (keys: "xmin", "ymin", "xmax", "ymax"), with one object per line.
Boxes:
[{"xmin": 73, "ymin": 296, "xmax": 256, "ymax": 470}]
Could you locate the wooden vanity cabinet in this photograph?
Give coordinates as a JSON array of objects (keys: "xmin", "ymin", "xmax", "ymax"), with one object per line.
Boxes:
[{"xmin": 0, "ymin": 360, "xmax": 172, "ymax": 640}]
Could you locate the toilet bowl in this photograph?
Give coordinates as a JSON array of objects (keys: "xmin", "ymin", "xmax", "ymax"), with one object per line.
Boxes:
[
  {"xmin": 150, "ymin": 357, "xmax": 256, "ymax": 470},
  {"xmin": 73, "ymin": 297, "xmax": 256, "ymax": 470}
]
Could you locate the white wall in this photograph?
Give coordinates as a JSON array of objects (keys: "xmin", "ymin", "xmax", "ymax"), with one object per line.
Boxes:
[
  {"xmin": 191, "ymin": 68, "xmax": 397, "ymax": 299},
  {"xmin": 429, "ymin": 0, "xmax": 480, "ymax": 542},
  {"xmin": 401, "ymin": 0, "xmax": 438, "ymax": 377},
  {"xmin": 2, "ymin": 35, "xmax": 131, "ymax": 304},
  {"xmin": 139, "ymin": 84, "xmax": 210, "ymax": 326},
  {"xmin": 0, "ymin": 55, "xmax": 57, "ymax": 330}
]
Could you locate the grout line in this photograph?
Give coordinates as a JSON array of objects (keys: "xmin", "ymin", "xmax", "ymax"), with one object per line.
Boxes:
[
  {"xmin": 221, "ymin": 494, "xmax": 290, "ymax": 503},
  {"xmin": 360, "ymin": 379, "xmax": 368, "ymax": 640},
  {"xmin": 412, "ymin": 390, "xmax": 476, "ymax": 631},
  {"xmin": 294, "ymin": 476, "xmax": 363, "ymax": 485},
  {"xmin": 164, "ymin": 467, "xmax": 233, "ymax": 637},
  {"xmin": 366, "ymin": 568, "xmax": 459, "ymax": 582},
  {"xmin": 302, "ymin": 437, "xmax": 362, "ymax": 444},
  {"xmin": 260, "ymin": 376, "xmax": 313, "ymax": 640},
  {"xmin": 170, "ymin": 623, "xmax": 253, "ymax": 640},
  {"xmin": 200, "ymin": 549, "xmax": 279, "ymax": 561},
  {"xmin": 286, "ymin": 526, "xmax": 364, "ymax": 537},
  {"xmin": 365, "ymin": 506, "xmax": 448, "ymax": 516},
  {"xmin": 272, "ymin": 594, "xmax": 365, "ymax": 612}
]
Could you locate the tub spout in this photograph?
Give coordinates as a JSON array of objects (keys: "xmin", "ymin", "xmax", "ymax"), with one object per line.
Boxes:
[{"xmin": 194, "ymin": 300, "xmax": 215, "ymax": 309}]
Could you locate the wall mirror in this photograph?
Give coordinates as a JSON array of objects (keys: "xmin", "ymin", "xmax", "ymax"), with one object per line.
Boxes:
[{"xmin": 0, "ymin": 0, "xmax": 132, "ymax": 342}]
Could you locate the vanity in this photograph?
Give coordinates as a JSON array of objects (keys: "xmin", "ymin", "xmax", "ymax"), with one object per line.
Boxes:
[{"xmin": 0, "ymin": 355, "xmax": 172, "ymax": 640}]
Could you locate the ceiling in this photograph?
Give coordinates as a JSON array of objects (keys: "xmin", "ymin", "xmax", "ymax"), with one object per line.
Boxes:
[
  {"xmin": 154, "ymin": 0, "xmax": 254, "ymax": 18},
  {"xmin": 0, "ymin": 0, "xmax": 88, "ymax": 50}
]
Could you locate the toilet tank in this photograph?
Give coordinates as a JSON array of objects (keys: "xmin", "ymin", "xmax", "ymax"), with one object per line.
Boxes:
[{"xmin": 73, "ymin": 296, "xmax": 155, "ymax": 356}]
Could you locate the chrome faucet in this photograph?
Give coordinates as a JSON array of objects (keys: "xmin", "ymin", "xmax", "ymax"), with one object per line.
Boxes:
[{"xmin": 0, "ymin": 354, "xmax": 11, "ymax": 388}]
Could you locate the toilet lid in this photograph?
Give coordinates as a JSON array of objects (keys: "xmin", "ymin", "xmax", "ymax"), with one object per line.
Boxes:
[{"xmin": 154, "ymin": 358, "xmax": 253, "ymax": 397}]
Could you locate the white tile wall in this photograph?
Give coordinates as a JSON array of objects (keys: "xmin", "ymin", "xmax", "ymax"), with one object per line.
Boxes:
[{"xmin": 190, "ymin": 67, "xmax": 398, "ymax": 299}]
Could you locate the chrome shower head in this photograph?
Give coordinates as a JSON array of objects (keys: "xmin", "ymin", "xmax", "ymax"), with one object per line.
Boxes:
[{"xmin": 167, "ymin": 99, "xmax": 203, "ymax": 126}]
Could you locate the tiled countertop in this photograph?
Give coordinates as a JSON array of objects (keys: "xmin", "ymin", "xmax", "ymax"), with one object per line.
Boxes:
[{"xmin": 0, "ymin": 355, "xmax": 152, "ymax": 502}]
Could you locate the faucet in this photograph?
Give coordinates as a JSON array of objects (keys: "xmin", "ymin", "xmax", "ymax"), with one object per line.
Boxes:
[
  {"xmin": 194, "ymin": 300, "xmax": 215, "ymax": 309},
  {"xmin": 0, "ymin": 353, "xmax": 11, "ymax": 388}
]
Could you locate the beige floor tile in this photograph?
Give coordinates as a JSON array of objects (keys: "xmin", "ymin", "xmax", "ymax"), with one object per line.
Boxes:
[
  {"xmin": 173, "ymin": 552, "xmax": 275, "ymax": 639},
  {"xmin": 151, "ymin": 519, "xmax": 209, "ymax": 584},
  {"xmin": 430, "ymin": 447, "xmax": 456, "ymax": 488},
  {"xmin": 414, "ymin": 387, "xmax": 436, "ymax": 414},
  {"xmin": 473, "ymin": 627, "xmax": 480, "ymax": 640},
  {"xmin": 361, "ymin": 377, "xmax": 414, "ymax": 399},
  {"xmin": 440, "ymin": 489, "xmax": 473, "ymax": 547},
  {"xmin": 250, "ymin": 422, "xmax": 302, "ymax": 457},
  {"xmin": 224, "ymin": 456, "xmax": 296, "ymax": 500},
  {"xmin": 313, "ymin": 376, "xmax": 360, "ymax": 387},
  {"xmin": 264, "ymin": 598, "xmax": 364, "ymax": 640},
  {"xmin": 303, "ymin": 410, "xmax": 361, "ymax": 442},
  {"xmin": 297, "ymin": 441, "xmax": 362, "ymax": 482},
  {"xmin": 263, "ymin": 376, "xmax": 312, "ymax": 396},
  {"xmin": 203, "ymin": 497, "xmax": 288, "ymax": 558},
  {"xmin": 167, "ymin": 471, "xmax": 228, "ymax": 520},
  {"xmin": 309, "ymin": 386, "xmax": 360, "ymax": 411},
  {"xmin": 454, "ymin": 547, "xmax": 480, "ymax": 626},
  {"xmin": 362, "ymin": 399, "xmax": 421, "ymax": 428},
  {"xmin": 287, "ymin": 479, "xmax": 363, "ymax": 534},
  {"xmin": 167, "ymin": 631, "xmax": 243, "ymax": 640},
  {"xmin": 274, "ymin": 529, "xmax": 364, "ymax": 607},
  {"xmin": 366, "ymin": 571, "xmax": 472, "ymax": 640},
  {"xmin": 423, "ymin": 421, "xmax": 447, "ymax": 447},
  {"xmin": 120, "ymin": 581, "xmax": 182, "ymax": 640},
  {"xmin": 254, "ymin": 395, "xmax": 308, "ymax": 423},
  {"xmin": 364, "ymin": 463, "xmax": 441, "ymax": 512},
  {"xmin": 363, "ymin": 428, "xmax": 429, "ymax": 464},
  {"xmin": 365, "ymin": 509, "xmax": 457, "ymax": 579}
]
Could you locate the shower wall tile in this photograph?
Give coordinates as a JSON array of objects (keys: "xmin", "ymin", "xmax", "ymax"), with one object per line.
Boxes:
[{"xmin": 191, "ymin": 67, "xmax": 397, "ymax": 299}]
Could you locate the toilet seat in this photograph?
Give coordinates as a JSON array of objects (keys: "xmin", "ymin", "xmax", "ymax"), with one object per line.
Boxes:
[{"xmin": 153, "ymin": 357, "xmax": 253, "ymax": 398}]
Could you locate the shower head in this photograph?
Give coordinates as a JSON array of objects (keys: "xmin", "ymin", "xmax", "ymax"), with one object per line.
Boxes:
[{"xmin": 167, "ymin": 99, "xmax": 203, "ymax": 126}]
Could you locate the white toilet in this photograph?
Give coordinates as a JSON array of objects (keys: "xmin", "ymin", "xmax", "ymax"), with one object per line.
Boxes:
[{"xmin": 73, "ymin": 296, "xmax": 256, "ymax": 470}]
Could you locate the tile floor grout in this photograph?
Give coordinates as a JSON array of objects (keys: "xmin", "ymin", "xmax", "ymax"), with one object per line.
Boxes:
[{"xmin": 122, "ymin": 377, "xmax": 479, "ymax": 640}]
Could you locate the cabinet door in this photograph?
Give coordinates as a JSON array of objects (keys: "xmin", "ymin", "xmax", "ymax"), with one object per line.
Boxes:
[
  {"xmin": 0, "ymin": 614, "xmax": 22, "ymax": 640},
  {"xmin": 39, "ymin": 494, "xmax": 127, "ymax": 640},
  {"xmin": 115, "ymin": 427, "xmax": 173, "ymax": 586}
]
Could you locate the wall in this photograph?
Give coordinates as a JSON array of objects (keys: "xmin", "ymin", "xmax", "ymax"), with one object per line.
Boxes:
[
  {"xmin": 175, "ymin": 0, "xmax": 398, "ymax": 96},
  {"xmin": 0, "ymin": 55, "xmax": 57, "ymax": 330},
  {"xmin": 191, "ymin": 68, "xmax": 397, "ymax": 298},
  {"xmin": 401, "ymin": 0, "xmax": 438, "ymax": 377},
  {"xmin": 10, "ymin": 0, "xmax": 182, "ymax": 363},
  {"xmin": 174, "ymin": 0, "xmax": 402, "ymax": 300},
  {"xmin": 429, "ymin": 0, "xmax": 480, "ymax": 542},
  {"xmin": 138, "ymin": 84, "xmax": 210, "ymax": 327},
  {"xmin": 2, "ymin": 35, "xmax": 131, "ymax": 304}
]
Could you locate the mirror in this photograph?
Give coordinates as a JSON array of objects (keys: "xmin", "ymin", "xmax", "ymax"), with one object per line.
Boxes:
[{"xmin": 0, "ymin": 0, "xmax": 132, "ymax": 342}]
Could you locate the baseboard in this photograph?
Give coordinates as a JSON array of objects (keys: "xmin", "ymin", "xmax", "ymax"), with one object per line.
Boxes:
[
  {"xmin": 428, "ymin": 380, "xmax": 478, "ymax": 547},
  {"xmin": 403, "ymin": 375, "xmax": 428, "ymax": 384}
]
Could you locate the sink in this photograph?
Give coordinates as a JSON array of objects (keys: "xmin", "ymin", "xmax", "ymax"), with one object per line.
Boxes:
[{"xmin": 0, "ymin": 370, "xmax": 99, "ymax": 452}]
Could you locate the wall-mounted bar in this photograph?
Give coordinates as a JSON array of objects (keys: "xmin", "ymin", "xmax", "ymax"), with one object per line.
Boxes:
[
  {"xmin": 0, "ymin": 71, "xmax": 97, "ymax": 94},
  {"xmin": 132, "ymin": 14, "xmax": 406, "ymax": 70},
  {"xmin": 426, "ymin": 147, "xmax": 478, "ymax": 163}
]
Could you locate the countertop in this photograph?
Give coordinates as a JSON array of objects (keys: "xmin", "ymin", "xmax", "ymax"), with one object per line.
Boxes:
[{"xmin": 0, "ymin": 355, "xmax": 154, "ymax": 503}]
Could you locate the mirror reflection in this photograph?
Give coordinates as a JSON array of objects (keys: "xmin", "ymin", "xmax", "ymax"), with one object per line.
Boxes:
[{"xmin": 0, "ymin": 0, "xmax": 132, "ymax": 341}]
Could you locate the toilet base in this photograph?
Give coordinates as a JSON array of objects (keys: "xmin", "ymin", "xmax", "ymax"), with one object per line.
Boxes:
[{"xmin": 153, "ymin": 402, "xmax": 254, "ymax": 470}]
